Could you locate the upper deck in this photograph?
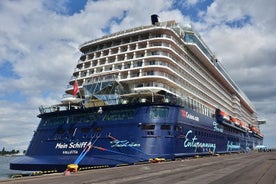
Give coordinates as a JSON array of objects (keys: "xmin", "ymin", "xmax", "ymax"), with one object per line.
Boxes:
[{"xmin": 64, "ymin": 20, "xmax": 258, "ymax": 126}]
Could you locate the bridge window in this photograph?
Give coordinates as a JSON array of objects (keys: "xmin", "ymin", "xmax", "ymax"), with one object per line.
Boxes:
[
  {"xmin": 141, "ymin": 124, "xmax": 155, "ymax": 130},
  {"xmin": 150, "ymin": 107, "xmax": 169, "ymax": 119},
  {"xmin": 43, "ymin": 116, "xmax": 67, "ymax": 126},
  {"xmin": 161, "ymin": 124, "xmax": 171, "ymax": 130},
  {"xmin": 81, "ymin": 127, "xmax": 91, "ymax": 133},
  {"xmin": 69, "ymin": 113, "xmax": 99, "ymax": 123},
  {"xmin": 104, "ymin": 109, "xmax": 134, "ymax": 120}
]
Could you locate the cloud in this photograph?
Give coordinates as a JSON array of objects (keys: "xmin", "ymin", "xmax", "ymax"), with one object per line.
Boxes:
[
  {"xmin": 0, "ymin": 0, "xmax": 182, "ymax": 151},
  {"xmin": 198, "ymin": 1, "xmax": 276, "ymax": 104},
  {"xmin": 197, "ymin": 0, "xmax": 276, "ymax": 147},
  {"xmin": 0, "ymin": 0, "xmax": 275, "ymax": 151}
]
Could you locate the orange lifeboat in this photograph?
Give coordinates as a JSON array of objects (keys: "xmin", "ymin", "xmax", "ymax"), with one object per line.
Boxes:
[
  {"xmin": 219, "ymin": 111, "xmax": 230, "ymax": 121},
  {"xmin": 239, "ymin": 121, "xmax": 249, "ymax": 130},
  {"xmin": 250, "ymin": 125, "xmax": 263, "ymax": 137},
  {"xmin": 230, "ymin": 117, "xmax": 239, "ymax": 126},
  {"xmin": 251, "ymin": 125, "xmax": 260, "ymax": 134}
]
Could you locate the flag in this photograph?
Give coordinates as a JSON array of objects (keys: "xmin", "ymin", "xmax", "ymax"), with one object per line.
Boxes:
[{"xmin": 73, "ymin": 80, "xmax": 79, "ymax": 97}]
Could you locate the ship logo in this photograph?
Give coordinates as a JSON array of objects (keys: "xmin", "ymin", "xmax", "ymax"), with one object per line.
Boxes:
[
  {"xmin": 181, "ymin": 109, "xmax": 199, "ymax": 122},
  {"xmin": 110, "ymin": 139, "xmax": 141, "ymax": 148},
  {"xmin": 184, "ymin": 130, "xmax": 216, "ymax": 153}
]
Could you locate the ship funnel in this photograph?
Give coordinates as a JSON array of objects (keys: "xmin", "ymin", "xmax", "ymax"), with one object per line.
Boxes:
[{"xmin": 151, "ymin": 14, "xmax": 159, "ymax": 25}]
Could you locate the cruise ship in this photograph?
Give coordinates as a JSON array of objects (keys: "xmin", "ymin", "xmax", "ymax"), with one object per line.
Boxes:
[{"xmin": 10, "ymin": 15, "xmax": 264, "ymax": 172}]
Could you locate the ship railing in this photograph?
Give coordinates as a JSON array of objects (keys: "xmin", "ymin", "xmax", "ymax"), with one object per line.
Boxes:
[
  {"xmin": 79, "ymin": 21, "xmax": 179, "ymax": 50},
  {"xmin": 80, "ymin": 25, "xmax": 153, "ymax": 49},
  {"xmin": 38, "ymin": 103, "xmax": 81, "ymax": 114},
  {"xmin": 183, "ymin": 33, "xmax": 213, "ymax": 61},
  {"xmin": 118, "ymin": 93, "xmax": 184, "ymax": 106},
  {"xmin": 39, "ymin": 105, "xmax": 61, "ymax": 114}
]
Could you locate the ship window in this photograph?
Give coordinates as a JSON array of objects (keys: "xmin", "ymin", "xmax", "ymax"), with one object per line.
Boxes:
[
  {"xmin": 147, "ymin": 71, "xmax": 154, "ymax": 75},
  {"xmin": 161, "ymin": 125, "xmax": 171, "ymax": 130},
  {"xmin": 69, "ymin": 128, "xmax": 77, "ymax": 136},
  {"xmin": 141, "ymin": 124, "xmax": 155, "ymax": 130},
  {"xmin": 125, "ymin": 63, "xmax": 131, "ymax": 69},
  {"xmin": 136, "ymin": 83, "xmax": 143, "ymax": 88},
  {"xmin": 174, "ymin": 125, "xmax": 183, "ymax": 132},
  {"xmin": 150, "ymin": 107, "xmax": 169, "ymax": 119},
  {"xmin": 151, "ymin": 51, "xmax": 158, "ymax": 55},
  {"xmin": 94, "ymin": 127, "xmax": 102, "ymax": 132},
  {"xmin": 134, "ymin": 61, "xmax": 143, "ymax": 67},
  {"xmin": 116, "ymin": 65, "xmax": 122, "ymax": 69},
  {"xmin": 44, "ymin": 116, "xmax": 67, "ymax": 126},
  {"xmin": 104, "ymin": 109, "xmax": 134, "ymax": 121},
  {"xmin": 56, "ymin": 129, "xmax": 65, "ymax": 134},
  {"xmin": 81, "ymin": 127, "xmax": 91, "ymax": 133},
  {"xmin": 69, "ymin": 113, "xmax": 98, "ymax": 123},
  {"xmin": 70, "ymin": 114, "xmax": 84, "ymax": 123},
  {"xmin": 149, "ymin": 60, "xmax": 156, "ymax": 65}
]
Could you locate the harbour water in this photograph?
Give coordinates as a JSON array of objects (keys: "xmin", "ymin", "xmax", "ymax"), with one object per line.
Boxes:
[{"xmin": 0, "ymin": 156, "xmax": 20, "ymax": 180}]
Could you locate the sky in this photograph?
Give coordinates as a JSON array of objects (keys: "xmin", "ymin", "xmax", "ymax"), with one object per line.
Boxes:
[{"xmin": 0, "ymin": 0, "xmax": 275, "ymax": 151}]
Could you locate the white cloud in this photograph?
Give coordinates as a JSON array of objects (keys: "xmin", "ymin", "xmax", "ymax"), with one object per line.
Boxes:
[
  {"xmin": 173, "ymin": 0, "xmax": 202, "ymax": 9},
  {"xmin": 0, "ymin": 0, "xmax": 183, "ymax": 151},
  {"xmin": 197, "ymin": 1, "xmax": 276, "ymax": 101},
  {"xmin": 0, "ymin": 0, "xmax": 275, "ymax": 152},
  {"xmin": 198, "ymin": 0, "xmax": 276, "ymax": 147}
]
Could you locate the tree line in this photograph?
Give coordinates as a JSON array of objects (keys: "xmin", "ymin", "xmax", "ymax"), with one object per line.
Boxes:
[{"xmin": 0, "ymin": 147, "xmax": 26, "ymax": 155}]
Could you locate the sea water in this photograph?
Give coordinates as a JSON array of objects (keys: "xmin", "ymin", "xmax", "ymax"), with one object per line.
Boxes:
[{"xmin": 0, "ymin": 156, "xmax": 20, "ymax": 180}]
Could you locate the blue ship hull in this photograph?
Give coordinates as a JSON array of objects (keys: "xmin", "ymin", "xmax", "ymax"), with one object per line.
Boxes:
[{"xmin": 10, "ymin": 104, "xmax": 263, "ymax": 171}]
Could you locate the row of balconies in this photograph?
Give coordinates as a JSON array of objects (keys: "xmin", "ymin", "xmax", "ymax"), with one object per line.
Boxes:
[
  {"xmin": 81, "ymin": 43, "xmax": 147, "ymax": 62},
  {"xmin": 80, "ymin": 31, "xmax": 171, "ymax": 54},
  {"xmin": 157, "ymin": 45, "xmax": 234, "ymax": 112},
  {"xmin": 78, "ymin": 40, "xmax": 171, "ymax": 69},
  {"xmin": 72, "ymin": 48, "xmax": 235, "ymax": 115},
  {"xmin": 67, "ymin": 66, "xmax": 237, "ymax": 123},
  {"xmin": 84, "ymin": 28, "xmax": 237, "ymax": 112},
  {"xmin": 231, "ymin": 93, "xmax": 255, "ymax": 124},
  {"xmin": 79, "ymin": 36, "xmax": 174, "ymax": 63},
  {"xmin": 71, "ymin": 31, "xmax": 244, "ymax": 120},
  {"xmin": 118, "ymin": 30, "xmax": 249, "ymax": 121}
]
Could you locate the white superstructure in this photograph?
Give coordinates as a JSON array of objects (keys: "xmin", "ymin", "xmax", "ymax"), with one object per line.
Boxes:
[{"xmin": 65, "ymin": 19, "xmax": 258, "ymax": 127}]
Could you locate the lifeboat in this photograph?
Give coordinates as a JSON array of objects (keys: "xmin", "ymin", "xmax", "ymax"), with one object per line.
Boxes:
[
  {"xmin": 239, "ymin": 121, "xmax": 250, "ymax": 130},
  {"xmin": 230, "ymin": 117, "xmax": 240, "ymax": 126},
  {"xmin": 251, "ymin": 125, "xmax": 260, "ymax": 134},
  {"xmin": 250, "ymin": 125, "xmax": 263, "ymax": 138},
  {"xmin": 61, "ymin": 96, "xmax": 82, "ymax": 104},
  {"xmin": 219, "ymin": 110, "xmax": 230, "ymax": 121},
  {"xmin": 239, "ymin": 121, "xmax": 244, "ymax": 128}
]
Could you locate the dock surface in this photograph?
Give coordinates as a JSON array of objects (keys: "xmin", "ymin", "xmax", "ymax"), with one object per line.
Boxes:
[{"xmin": 1, "ymin": 152, "xmax": 275, "ymax": 184}]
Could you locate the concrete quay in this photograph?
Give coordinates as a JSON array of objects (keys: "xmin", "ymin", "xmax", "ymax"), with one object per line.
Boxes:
[{"xmin": 1, "ymin": 152, "xmax": 275, "ymax": 184}]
